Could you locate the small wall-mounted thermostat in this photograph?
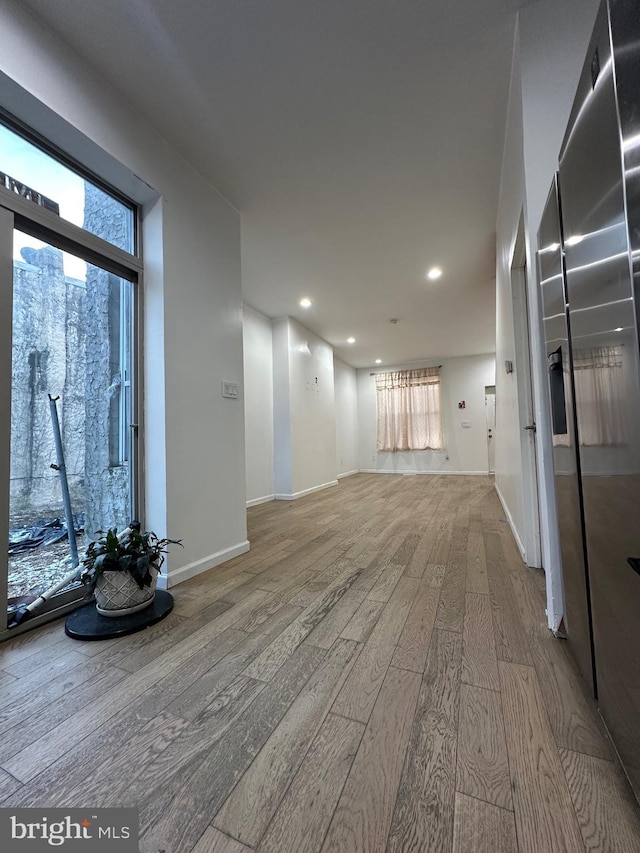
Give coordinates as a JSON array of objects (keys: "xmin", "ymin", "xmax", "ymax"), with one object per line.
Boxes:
[{"xmin": 222, "ymin": 381, "xmax": 240, "ymax": 399}]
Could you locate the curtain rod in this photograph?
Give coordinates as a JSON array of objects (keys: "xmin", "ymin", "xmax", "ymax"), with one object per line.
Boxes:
[{"xmin": 369, "ymin": 365, "xmax": 442, "ymax": 376}]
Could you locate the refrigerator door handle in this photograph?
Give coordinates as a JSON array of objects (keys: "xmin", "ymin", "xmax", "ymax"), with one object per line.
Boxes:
[{"xmin": 627, "ymin": 557, "xmax": 640, "ymax": 576}]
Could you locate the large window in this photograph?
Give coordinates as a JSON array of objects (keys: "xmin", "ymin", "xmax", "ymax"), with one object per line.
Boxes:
[
  {"xmin": 376, "ymin": 367, "xmax": 444, "ymax": 452},
  {"xmin": 1, "ymin": 118, "xmax": 140, "ymax": 634}
]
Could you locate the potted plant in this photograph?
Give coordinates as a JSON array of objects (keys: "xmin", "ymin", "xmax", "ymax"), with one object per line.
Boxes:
[{"xmin": 80, "ymin": 523, "xmax": 181, "ymax": 617}]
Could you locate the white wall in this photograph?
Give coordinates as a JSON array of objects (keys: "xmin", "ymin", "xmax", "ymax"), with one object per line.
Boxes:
[
  {"xmin": 494, "ymin": 31, "xmax": 527, "ymax": 557},
  {"xmin": 243, "ymin": 305, "xmax": 275, "ymax": 505},
  {"xmin": 358, "ymin": 355, "xmax": 496, "ymax": 475},
  {"xmin": 272, "ymin": 317, "xmax": 338, "ymax": 499},
  {"xmin": 334, "ymin": 357, "xmax": 359, "ymax": 478},
  {"xmin": 272, "ymin": 317, "xmax": 293, "ymax": 498},
  {"xmin": 495, "ymin": 0, "xmax": 600, "ymax": 628},
  {"xmin": 0, "ymin": 0, "xmax": 249, "ymax": 586}
]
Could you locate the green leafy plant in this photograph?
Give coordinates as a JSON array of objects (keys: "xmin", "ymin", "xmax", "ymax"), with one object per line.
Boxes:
[{"xmin": 80, "ymin": 526, "xmax": 182, "ymax": 594}]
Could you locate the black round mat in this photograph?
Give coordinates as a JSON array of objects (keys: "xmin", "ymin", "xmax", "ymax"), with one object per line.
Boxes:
[{"xmin": 65, "ymin": 589, "xmax": 174, "ymax": 640}]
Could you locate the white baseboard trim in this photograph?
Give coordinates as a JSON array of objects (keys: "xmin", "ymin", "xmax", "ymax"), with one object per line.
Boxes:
[
  {"xmin": 358, "ymin": 468, "xmax": 489, "ymax": 476},
  {"xmin": 158, "ymin": 539, "xmax": 251, "ymax": 589},
  {"xmin": 246, "ymin": 494, "xmax": 275, "ymax": 508},
  {"xmin": 337, "ymin": 470, "xmax": 359, "ymax": 480},
  {"xmin": 494, "ymin": 483, "xmax": 526, "ymax": 560},
  {"xmin": 275, "ymin": 480, "xmax": 339, "ymax": 501}
]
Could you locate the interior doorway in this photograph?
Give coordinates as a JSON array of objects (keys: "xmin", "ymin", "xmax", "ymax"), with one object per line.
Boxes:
[
  {"xmin": 485, "ymin": 385, "xmax": 495, "ymax": 474},
  {"xmin": 511, "ymin": 215, "xmax": 542, "ymax": 567}
]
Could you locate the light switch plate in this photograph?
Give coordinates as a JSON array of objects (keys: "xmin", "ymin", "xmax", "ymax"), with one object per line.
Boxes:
[{"xmin": 222, "ymin": 381, "xmax": 240, "ymax": 399}]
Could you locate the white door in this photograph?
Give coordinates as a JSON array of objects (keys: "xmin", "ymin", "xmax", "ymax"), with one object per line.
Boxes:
[
  {"xmin": 485, "ymin": 386, "xmax": 496, "ymax": 474},
  {"xmin": 511, "ymin": 218, "xmax": 542, "ymax": 569}
]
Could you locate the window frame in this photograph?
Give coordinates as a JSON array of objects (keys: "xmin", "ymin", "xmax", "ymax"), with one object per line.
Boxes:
[
  {"xmin": 0, "ymin": 106, "xmax": 138, "ymax": 253},
  {"xmin": 0, "ymin": 118, "xmax": 144, "ymax": 639}
]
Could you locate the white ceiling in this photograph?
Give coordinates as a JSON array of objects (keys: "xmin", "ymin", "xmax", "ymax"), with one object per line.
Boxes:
[{"xmin": 20, "ymin": 0, "xmax": 536, "ymax": 368}]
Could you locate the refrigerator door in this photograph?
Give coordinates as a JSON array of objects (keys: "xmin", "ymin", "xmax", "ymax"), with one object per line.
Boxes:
[
  {"xmin": 537, "ymin": 178, "xmax": 596, "ymax": 697},
  {"xmin": 559, "ymin": 0, "xmax": 640, "ymax": 798}
]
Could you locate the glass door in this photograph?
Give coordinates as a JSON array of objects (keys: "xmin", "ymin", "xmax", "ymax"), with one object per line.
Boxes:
[
  {"xmin": 8, "ymin": 231, "xmax": 135, "ymax": 625},
  {"xmin": 0, "ymin": 118, "xmax": 141, "ymax": 635}
]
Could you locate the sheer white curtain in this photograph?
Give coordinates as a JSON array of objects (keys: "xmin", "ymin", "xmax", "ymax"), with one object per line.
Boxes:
[
  {"xmin": 376, "ymin": 367, "xmax": 443, "ymax": 451},
  {"xmin": 573, "ymin": 345, "xmax": 626, "ymax": 446},
  {"xmin": 552, "ymin": 362, "xmax": 571, "ymax": 448}
]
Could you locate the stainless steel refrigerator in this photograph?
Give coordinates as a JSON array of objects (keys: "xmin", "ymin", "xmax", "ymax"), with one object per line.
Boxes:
[
  {"xmin": 539, "ymin": 0, "xmax": 640, "ymax": 799},
  {"xmin": 538, "ymin": 177, "xmax": 597, "ymax": 700}
]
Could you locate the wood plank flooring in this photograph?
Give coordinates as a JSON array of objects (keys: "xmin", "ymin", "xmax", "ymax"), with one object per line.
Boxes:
[{"xmin": 1, "ymin": 473, "xmax": 640, "ymax": 852}]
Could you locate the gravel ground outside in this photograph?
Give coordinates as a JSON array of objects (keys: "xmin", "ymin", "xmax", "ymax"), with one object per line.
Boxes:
[{"xmin": 8, "ymin": 534, "xmax": 86, "ymax": 604}]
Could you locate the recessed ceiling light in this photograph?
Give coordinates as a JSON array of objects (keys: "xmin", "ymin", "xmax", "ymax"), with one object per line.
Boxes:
[
  {"xmin": 347, "ymin": 337, "xmax": 356, "ymax": 344},
  {"xmin": 426, "ymin": 267, "xmax": 442, "ymax": 280},
  {"xmin": 299, "ymin": 297, "xmax": 312, "ymax": 308},
  {"xmin": 375, "ymin": 359, "xmax": 382, "ymax": 364}
]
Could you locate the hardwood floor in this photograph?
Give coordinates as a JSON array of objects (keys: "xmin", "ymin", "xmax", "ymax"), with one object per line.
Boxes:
[{"xmin": 1, "ymin": 473, "xmax": 640, "ymax": 852}]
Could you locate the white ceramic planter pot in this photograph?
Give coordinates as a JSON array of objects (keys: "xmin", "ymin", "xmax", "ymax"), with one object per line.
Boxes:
[{"xmin": 94, "ymin": 568, "xmax": 158, "ymax": 617}]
